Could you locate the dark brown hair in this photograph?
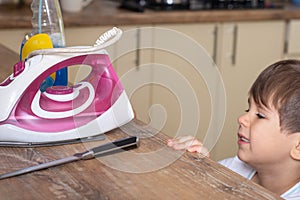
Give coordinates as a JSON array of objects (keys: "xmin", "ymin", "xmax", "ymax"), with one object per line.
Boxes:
[{"xmin": 249, "ymin": 59, "xmax": 300, "ymax": 133}]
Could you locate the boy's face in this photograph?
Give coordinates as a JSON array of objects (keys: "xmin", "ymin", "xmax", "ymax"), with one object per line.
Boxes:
[{"xmin": 236, "ymin": 97, "xmax": 296, "ymax": 168}]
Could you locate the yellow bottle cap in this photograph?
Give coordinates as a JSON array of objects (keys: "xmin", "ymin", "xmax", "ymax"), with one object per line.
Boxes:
[{"xmin": 22, "ymin": 33, "xmax": 53, "ymax": 60}]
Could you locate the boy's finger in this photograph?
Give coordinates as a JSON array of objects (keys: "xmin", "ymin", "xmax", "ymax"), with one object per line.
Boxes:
[
  {"xmin": 187, "ymin": 145, "xmax": 210, "ymax": 157},
  {"xmin": 172, "ymin": 138, "xmax": 199, "ymax": 150}
]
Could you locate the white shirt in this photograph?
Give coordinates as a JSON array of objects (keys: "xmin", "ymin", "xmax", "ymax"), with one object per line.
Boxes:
[{"xmin": 219, "ymin": 156, "xmax": 300, "ymax": 200}]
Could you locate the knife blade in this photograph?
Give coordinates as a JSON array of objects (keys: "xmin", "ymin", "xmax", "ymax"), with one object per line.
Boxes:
[{"xmin": 0, "ymin": 136, "xmax": 139, "ymax": 180}]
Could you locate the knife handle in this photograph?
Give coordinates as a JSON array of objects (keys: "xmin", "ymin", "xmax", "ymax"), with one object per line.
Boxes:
[{"xmin": 79, "ymin": 136, "xmax": 139, "ymax": 159}]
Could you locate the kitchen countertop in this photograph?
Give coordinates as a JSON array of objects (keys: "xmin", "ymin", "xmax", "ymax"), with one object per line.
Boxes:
[{"xmin": 1, "ymin": 0, "xmax": 300, "ymax": 29}]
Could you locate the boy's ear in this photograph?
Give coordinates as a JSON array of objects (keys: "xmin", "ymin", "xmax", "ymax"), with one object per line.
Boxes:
[{"xmin": 290, "ymin": 140, "xmax": 300, "ymax": 160}]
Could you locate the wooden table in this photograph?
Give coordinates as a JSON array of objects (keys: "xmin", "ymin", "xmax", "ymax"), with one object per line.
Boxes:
[{"xmin": 0, "ymin": 44, "xmax": 281, "ymax": 199}]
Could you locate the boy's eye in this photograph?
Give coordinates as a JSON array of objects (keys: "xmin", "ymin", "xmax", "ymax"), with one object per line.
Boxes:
[
  {"xmin": 256, "ymin": 112, "xmax": 265, "ymax": 119},
  {"xmin": 245, "ymin": 109, "xmax": 249, "ymax": 112}
]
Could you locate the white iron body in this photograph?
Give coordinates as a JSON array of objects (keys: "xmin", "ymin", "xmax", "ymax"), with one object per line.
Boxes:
[{"xmin": 0, "ymin": 28, "xmax": 134, "ymax": 146}]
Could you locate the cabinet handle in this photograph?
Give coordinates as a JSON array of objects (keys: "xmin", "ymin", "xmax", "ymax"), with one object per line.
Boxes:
[
  {"xmin": 284, "ymin": 21, "xmax": 290, "ymax": 55},
  {"xmin": 136, "ymin": 28, "xmax": 141, "ymax": 69},
  {"xmin": 213, "ymin": 25, "xmax": 218, "ymax": 63},
  {"xmin": 232, "ymin": 24, "xmax": 238, "ymax": 65}
]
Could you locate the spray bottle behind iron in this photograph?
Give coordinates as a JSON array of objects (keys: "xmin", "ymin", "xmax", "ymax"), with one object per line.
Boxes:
[{"xmin": 24, "ymin": 0, "xmax": 68, "ymax": 88}]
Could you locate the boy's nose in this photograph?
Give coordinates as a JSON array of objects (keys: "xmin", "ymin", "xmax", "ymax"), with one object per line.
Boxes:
[{"xmin": 237, "ymin": 112, "xmax": 250, "ymax": 127}]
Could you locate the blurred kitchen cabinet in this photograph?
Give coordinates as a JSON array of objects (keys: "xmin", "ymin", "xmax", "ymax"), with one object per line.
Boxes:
[
  {"xmin": 213, "ymin": 21, "xmax": 285, "ymax": 160},
  {"xmin": 65, "ymin": 26, "xmax": 112, "ymax": 47},
  {"xmin": 0, "ymin": 29, "xmax": 31, "ymax": 53},
  {"xmin": 150, "ymin": 23, "xmax": 218, "ymax": 143},
  {"xmin": 113, "ymin": 26, "xmax": 154, "ymax": 124},
  {"xmin": 284, "ymin": 19, "xmax": 300, "ymax": 59}
]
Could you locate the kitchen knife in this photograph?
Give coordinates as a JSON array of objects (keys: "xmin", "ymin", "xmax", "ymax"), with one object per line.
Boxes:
[{"xmin": 0, "ymin": 136, "xmax": 139, "ymax": 180}]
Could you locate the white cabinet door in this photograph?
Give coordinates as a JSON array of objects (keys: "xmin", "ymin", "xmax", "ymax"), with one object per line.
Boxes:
[
  {"xmin": 284, "ymin": 19, "xmax": 300, "ymax": 59},
  {"xmin": 151, "ymin": 23, "xmax": 218, "ymax": 143},
  {"xmin": 0, "ymin": 29, "xmax": 31, "ymax": 53},
  {"xmin": 113, "ymin": 26, "xmax": 154, "ymax": 124},
  {"xmin": 214, "ymin": 21, "xmax": 285, "ymax": 160}
]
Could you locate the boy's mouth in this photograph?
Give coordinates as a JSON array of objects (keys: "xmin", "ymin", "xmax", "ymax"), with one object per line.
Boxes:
[{"xmin": 238, "ymin": 134, "xmax": 250, "ymax": 143}]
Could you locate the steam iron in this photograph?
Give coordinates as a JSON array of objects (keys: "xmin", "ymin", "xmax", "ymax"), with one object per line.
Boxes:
[{"xmin": 0, "ymin": 27, "xmax": 134, "ymax": 147}]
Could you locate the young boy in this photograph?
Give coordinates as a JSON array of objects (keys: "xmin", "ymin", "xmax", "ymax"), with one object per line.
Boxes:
[{"xmin": 167, "ymin": 59, "xmax": 300, "ymax": 199}]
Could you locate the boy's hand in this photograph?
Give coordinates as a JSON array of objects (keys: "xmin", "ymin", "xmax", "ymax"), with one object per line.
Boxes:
[{"xmin": 166, "ymin": 136, "xmax": 210, "ymax": 157}]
